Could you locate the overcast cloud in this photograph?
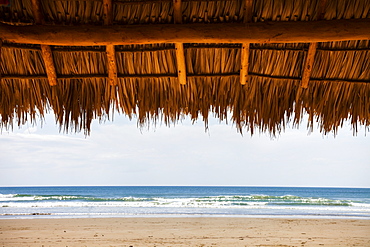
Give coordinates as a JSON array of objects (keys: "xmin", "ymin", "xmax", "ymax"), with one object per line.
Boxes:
[{"xmin": 0, "ymin": 113, "xmax": 369, "ymax": 187}]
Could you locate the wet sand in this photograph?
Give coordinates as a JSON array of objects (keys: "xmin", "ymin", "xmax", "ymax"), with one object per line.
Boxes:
[{"xmin": 1, "ymin": 217, "xmax": 369, "ymax": 246}]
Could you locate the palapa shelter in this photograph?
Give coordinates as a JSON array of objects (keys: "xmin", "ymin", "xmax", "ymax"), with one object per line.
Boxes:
[{"xmin": 0, "ymin": 0, "xmax": 369, "ymax": 135}]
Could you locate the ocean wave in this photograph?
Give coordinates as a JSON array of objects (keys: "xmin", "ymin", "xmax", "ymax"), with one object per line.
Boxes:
[
  {"xmin": 1, "ymin": 193, "xmax": 368, "ymax": 209},
  {"xmin": 0, "ymin": 194, "xmax": 152, "ymax": 202}
]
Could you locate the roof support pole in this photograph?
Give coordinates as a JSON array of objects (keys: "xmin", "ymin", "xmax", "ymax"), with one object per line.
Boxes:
[
  {"xmin": 174, "ymin": 43, "xmax": 187, "ymax": 85},
  {"xmin": 301, "ymin": 42, "xmax": 317, "ymax": 88},
  {"xmin": 30, "ymin": 0, "xmax": 45, "ymax": 25},
  {"xmin": 41, "ymin": 45, "xmax": 57, "ymax": 86},
  {"xmin": 103, "ymin": 0, "xmax": 113, "ymax": 25},
  {"xmin": 240, "ymin": 43, "xmax": 250, "ymax": 85},
  {"xmin": 31, "ymin": 0, "xmax": 58, "ymax": 86},
  {"xmin": 173, "ymin": 0, "xmax": 187, "ymax": 85},
  {"xmin": 240, "ymin": 0, "xmax": 253, "ymax": 85},
  {"xmin": 103, "ymin": 0, "xmax": 117, "ymax": 86},
  {"xmin": 173, "ymin": 0, "xmax": 183, "ymax": 24},
  {"xmin": 106, "ymin": 45, "xmax": 118, "ymax": 86},
  {"xmin": 243, "ymin": 0, "xmax": 253, "ymax": 23},
  {"xmin": 300, "ymin": 0, "xmax": 326, "ymax": 88}
]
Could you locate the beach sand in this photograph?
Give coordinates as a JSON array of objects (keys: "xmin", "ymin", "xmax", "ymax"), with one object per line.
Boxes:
[{"xmin": 1, "ymin": 217, "xmax": 369, "ymax": 246}]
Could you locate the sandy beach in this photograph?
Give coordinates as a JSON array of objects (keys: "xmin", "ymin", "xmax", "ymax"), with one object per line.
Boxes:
[{"xmin": 1, "ymin": 217, "xmax": 369, "ymax": 246}]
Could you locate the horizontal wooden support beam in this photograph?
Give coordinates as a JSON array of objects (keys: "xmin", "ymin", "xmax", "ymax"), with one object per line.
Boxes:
[
  {"xmin": 2, "ymin": 72, "xmax": 369, "ymax": 84},
  {"xmin": 5, "ymin": 42, "xmax": 370, "ymax": 52},
  {"xmin": 1, "ymin": 19, "xmax": 369, "ymax": 46}
]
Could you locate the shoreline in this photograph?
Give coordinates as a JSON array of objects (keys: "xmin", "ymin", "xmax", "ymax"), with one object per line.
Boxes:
[{"xmin": 1, "ymin": 217, "xmax": 370, "ymax": 246}]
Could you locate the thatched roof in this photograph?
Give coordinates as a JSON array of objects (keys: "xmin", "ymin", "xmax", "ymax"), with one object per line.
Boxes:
[{"xmin": 0, "ymin": 0, "xmax": 369, "ymax": 135}]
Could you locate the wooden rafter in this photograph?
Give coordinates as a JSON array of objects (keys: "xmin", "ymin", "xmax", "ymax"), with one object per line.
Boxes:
[
  {"xmin": 30, "ymin": 0, "xmax": 44, "ymax": 24},
  {"xmin": 240, "ymin": 0, "xmax": 253, "ymax": 85},
  {"xmin": 31, "ymin": 0, "xmax": 58, "ymax": 86},
  {"xmin": 240, "ymin": 43, "xmax": 250, "ymax": 85},
  {"xmin": 317, "ymin": 0, "xmax": 327, "ymax": 20},
  {"xmin": 173, "ymin": 0, "xmax": 187, "ymax": 85},
  {"xmin": 175, "ymin": 43, "xmax": 187, "ymax": 85},
  {"xmin": 243, "ymin": 0, "xmax": 253, "ymax": 24},
  {"xmin": 300, "ymin": 0, "xmax": 326, "ymax": 88},
  {"xmin": 103, "ymin": 0, "xmax": 113, "ymax": 25},
  {"xmin": 106, "ymin": 45, "xmax": 118, "ymax": 86},
  {"xmin": 173, "ymin": 0, "xmax": 182, "ymax": 24},
  {"xmin": 102, "ymin": 0, "xmax": 117, "ymax": 86},
  {"xmin": 301, "ymin": 42, "xmax": 317, "ymax": 88},
  {"xmin": 41, "ymin": 45, "xmax": 57, "ymax": 86},
  {"xmin": 2, "ymin": 19, "xmax": 368, "ymax": 45}
]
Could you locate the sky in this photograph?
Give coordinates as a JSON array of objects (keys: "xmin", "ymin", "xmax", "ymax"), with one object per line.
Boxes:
[{"xmin": 0, "ymin": 112, "xmax": 369, "ymax": 188}]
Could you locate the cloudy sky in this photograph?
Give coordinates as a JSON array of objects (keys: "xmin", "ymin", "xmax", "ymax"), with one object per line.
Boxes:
[{"xmin": 0, "ymin": 113, "xmax": 369, "ymax": 187}]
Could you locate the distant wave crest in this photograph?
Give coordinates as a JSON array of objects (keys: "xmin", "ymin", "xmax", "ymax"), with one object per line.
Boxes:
[{"xmin": 0, "ymin": 193, "xmax": 363, "ymax": 208}]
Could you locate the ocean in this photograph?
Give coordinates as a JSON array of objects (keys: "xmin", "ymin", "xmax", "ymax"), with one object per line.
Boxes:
[{"xmin": 0, "ymin": 186, "xmax": 369, "ymax": 219}]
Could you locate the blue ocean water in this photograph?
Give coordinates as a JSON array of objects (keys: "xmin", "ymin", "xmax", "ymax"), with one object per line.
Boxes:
[{"xmin": 0, "ymin": 186, "xmax": 369, "ymax": 219}]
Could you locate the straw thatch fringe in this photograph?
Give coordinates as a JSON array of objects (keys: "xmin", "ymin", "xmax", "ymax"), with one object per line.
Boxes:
[
  {"xmin": 0, "ymin": 77, "xmax": 369, "ymax": 135},
  {"xmin": 296, "ymin": 81, "xmax": 370, "ymax": 135},
  {"xmin": 49, "ymin": 78, "xmax": 112, "ymax": 134},
  {"xmin": 0, "ymin": 79, "xmax": 51, "ymax": 130}
]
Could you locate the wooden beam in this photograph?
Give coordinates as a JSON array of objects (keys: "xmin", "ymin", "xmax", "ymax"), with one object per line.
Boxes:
[
  {"xmin": 30, "ymin": 0, "xmax": 44, "ymax": 24},
  {"xmin": 317, "ymin": 0, "xmax": 327, "ymax": 20},
  {"xmin": 173, "ymin": 0, "xmax": 182, "ymax": 24},
  {"xmin": 103, "ymin": 0, "xmax": 116, "ymax": 86},
  {"xmin": 240, "ymin": 43, "xmax": 250, "ymax": 85},
  {"xmin": 103, "ymin": 0, "xmax": 113, "ymax": 25},
  {"xmin": 174, "ymin": 43, "xmax": 187, "ymax": 85},
  {"xmin": 173, "ymin": 0, "xmax": 186, "ymax": 85},
  {"xmin": 1, "ymin": 19, "xmax": 370, "ymax": 46},
  {"xmin": 41, "ymin": 45, "xmax": 57, "ymax": 86},
  {"xmin": 301, "ymin": 42, "xmax": 317, "ymax": 88},
  {"xmin": 243, "ymin": 0, "xmax": 253, "ymax": 23},
  {"xmin": 31, "ymin": 0, "xmax": 58, "ymax": 86},
  {"xmin": 300, "ymin": 0, "xmax": 326, "ymax": 88},
  {"xmin": 106, "ymin": 45, "xmax": 118, "ymax": 86},
  {"xmin": 241, "ymin": 0, "xmax": 253, "ymax": 85}
]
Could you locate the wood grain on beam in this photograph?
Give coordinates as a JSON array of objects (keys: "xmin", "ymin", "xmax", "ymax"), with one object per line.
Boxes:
[
  {"xmin": 240, "ymin": 43, "xmax": 250, "ymax": 85},
  {"xmin": 106, "ymin": 45, "xmax": 118, "ymax": 86},
  {"xmin": 103, "ymin": 0, "xmax": 113, "ymax": 25},
  {"xmin": 300, "ymin": 0, "xmax": 325, "ymax": 88},
  {"xmin": 1, "ymin": 19, "xmax": 369, "ymax": 45},
  {"xmin": 175, "ymin": 43, "xmax": 187, "ymax": 85},
  {"xmin": 31, "ymin": 0, "xmax": 44, "ymax": 24},
  {"xmin": 173, "ymin": 1, "xmax": 186, "ymax": 84},
  {"xmin": 301, "ymin": 42, "xmax": 317, "ymax": 88},
  {"xmin": 317, "ymin": 0, "xmax": 327, "ymax": 20},
  {"xmin": 31, "ymin": 0, "xmax": 58, "ymax": 86},
  {"xmin": 41, "ymin": 45, "xmax": 57, "ymax": 86},
  {"xmin": 243, "ymin": 0, "xmax": 253, "ymax": 23},
  {"xmin": 241, "ymin": 0, "xmax": 253, "ymax": 85},
  {"xmin": 173, "ymin": 0, "xmax": 182, "ymax": 24},
  {"xmin": 103, "ymin": 0, "xmax": 116, "ymax": 86}
]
